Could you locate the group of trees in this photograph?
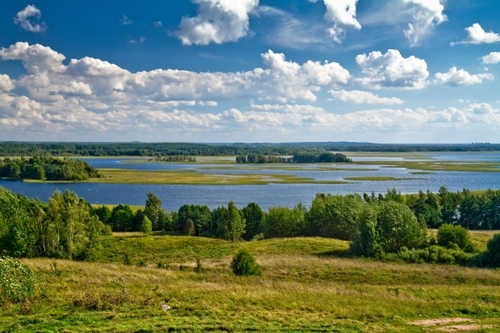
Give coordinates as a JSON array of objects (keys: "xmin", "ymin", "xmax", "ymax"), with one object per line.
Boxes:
[
  {"xmin": 236, "ymin": 152, "xmax": 351, "ymax": 164},
  {"xmin": 0, "ymin": 187, "xmax": 109, "ymax": 260},
  {"xmin": 2, "ymin": 184, "xmax": 500, "ymax": 267},
  {"xmin": 149, "ymin": 155, "xmax": 196, "ymax": 162},
  {"xmin": 4, "ymin": 142, "xmax": 496, "ymax": 158},
  {"xmin": 0, "ymin": 157, "xmax": 100, "ymax": 181}
]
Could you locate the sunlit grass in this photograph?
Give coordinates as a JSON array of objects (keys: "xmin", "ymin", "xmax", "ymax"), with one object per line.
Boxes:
[
  {"xmin": 88, "ymin": 168, "xmax": 346, "ymax": 185},
  {"xmin": 4, "ymin": 234, "xmax": 500, "ymax": 332}
]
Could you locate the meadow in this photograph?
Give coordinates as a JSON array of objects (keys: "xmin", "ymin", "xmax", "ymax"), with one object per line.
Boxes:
[{"xmin": 3, "ymin": 231, "xmax": 500, "ymax": 332}]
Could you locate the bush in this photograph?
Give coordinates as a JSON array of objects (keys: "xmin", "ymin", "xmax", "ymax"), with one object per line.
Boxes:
[
  {"xmin": 0, "ymin": 257, "xmax": 40, "ymax": 304},
  {"xmin": 437, "ymin": 224, "xmax": 475, "ymax": 252},
  {"xmin": 475, "ymin": 233, "xmax": 500, "ymax": 267},
  {"xmin": 231, "ymin": 249, "xmax": 261, "ymax": 276}
]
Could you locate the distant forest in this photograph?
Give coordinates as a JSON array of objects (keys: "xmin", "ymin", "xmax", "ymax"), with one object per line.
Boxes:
[{"xmin": 0, "ymin": 142, "xmax": 498, "ymax": 157}]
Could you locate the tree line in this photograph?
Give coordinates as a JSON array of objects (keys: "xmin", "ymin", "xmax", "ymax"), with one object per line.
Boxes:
[
  {"xmin": 0, "ymin": 157, "xmax": 100, "ymax": 181},
  {"xmin": 1, "ymin": 142, "xmax": 499, "ymax": 157},
  {"xmin": 2, "ymin": 185, "xmax": 500, "ymax": 267},
  {"xmin": 236, "ymin": 152, "xmax": 351, "ymax": 163}
]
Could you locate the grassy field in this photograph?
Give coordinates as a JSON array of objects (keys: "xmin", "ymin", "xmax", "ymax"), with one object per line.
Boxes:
[
  {"xmin": 88, "ymin": 168, "xmax": 345, "ymax": 185},
  {"xmin": 3, "ymin": 231, "xmax": 500, "ymax": 332}
]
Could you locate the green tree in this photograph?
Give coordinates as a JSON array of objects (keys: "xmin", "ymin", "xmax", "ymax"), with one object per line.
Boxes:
[
  {"xmin": 217, "ymin": 201, "xmax": 245, "ymax": 241},
  {"xmin": 144, "ymin": 192, "xmax": 169, "ymax": 231},
  {"xmin": 376, "ymin": 201, "xmax": 427, "ymax": 253},
  {"xmin": 241, "ymin": 203, "xmax": 264, "ymax": 240},
  {"xmin": 140, "ymin": 216, "xmax": 153, "ymax": 234},
  {"xmin": 264, "ymin": 205, "xmax": 306, "ymax": 238},
  {"xmin": 307, "ymin": 193, "xmax": 364, "ymax": 240}
]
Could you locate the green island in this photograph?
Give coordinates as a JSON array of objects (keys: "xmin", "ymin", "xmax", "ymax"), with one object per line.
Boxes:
[{"xmin": 2, "ymin": 185, "xmax": 500, "ymax": 332}]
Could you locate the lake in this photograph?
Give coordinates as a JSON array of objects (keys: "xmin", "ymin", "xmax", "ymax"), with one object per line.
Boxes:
[{"xmin": 1, "ymin": 152, "xmax": 499, "ymax": 211}]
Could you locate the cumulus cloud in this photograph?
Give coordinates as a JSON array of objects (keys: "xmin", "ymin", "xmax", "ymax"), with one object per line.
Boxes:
[
  {"xmin": 309, "ymin": 0, "xmax": 361, "ymax": 43},
  {"xmin": 452, "ymin": 23, "xmax": 500, "ymax": 46},
  {"xmin": 14, "ymin": 5, "xmax": 47, "ymax": 33},
  {"xmin": 0, "ymin": 42, "xmax": 351, "ymax": 113},
  {"xmin": 402, "ymin": 0, "xmax": 446, "ymax": 46},
  {"xmin": 434, "ymin": 67, "xmax": 494, "ymax": 86},
  {"xmin": 329, "ymin": 89, "xmax": 404, "ymax": 104},
  {"xmin": 0, "ymin": 75, "xmax": 15, "ymax": 92},
  {"xmin": 175, "ymin": 0, "xmax": 259, "ymax": 45},
  {"xmin": 482, "ymin": 52, "xmax": 500, "ymax": 65},
  {"xmin": 355, "ymin": 49, "xmax": 429, "ymax": 89}
]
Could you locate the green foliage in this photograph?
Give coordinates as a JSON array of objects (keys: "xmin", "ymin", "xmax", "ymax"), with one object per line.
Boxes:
[
  {"xmin": 376, "ymin": 201, "xmax": 427, "ymax": 253},
  {"xmin": 241, "ymin": 203, "xmax": 264, "ymax": 241},
  {"xmin": 307, "ymin": 193, "xmax": 364, "ymax": 240},
  {"xmin": 177, "ymin": 204, "xmax": 212, "ymax": 236},
  {"xmin": 144, "ymin": 192, "xmax": 170, "ymax": 231},
  {"xmin": 475, "ymin": 234, "xmax": 500, "ymax": 267},
  {"xmin": 140, "ymin": 216, "xmax": 152, "ymax": 234},
  {"xmin": 0, "ymin": 257, "xmax": 40, "ymax": 304},
  {"xmin": 264, "ymin": 205, "xmax": 306, "ymax": 238},
  {"xmin": 109, "ymin": 204, "xmax": 134, "ymax": 231},
  {"xmin": 215, "ymin": 201, "xmax": 245, "ymax": 241},
  {"xmin": 437, "ymin": 224, "xmax": 475, "ymax": 252},
  {"xmin": 231, "ymin": 249, "xmax": 261, "ymax": 276},
  {"xmin": 182, "ymin": 219, "xmax": 196, "ymax": 236},
  {"xmin": 351, "ymin": 201, "xmax": 427, "ymax": 257},
  {"xmin": 0, "ymin": 156, "xmax": 99, "ymax": 181}
]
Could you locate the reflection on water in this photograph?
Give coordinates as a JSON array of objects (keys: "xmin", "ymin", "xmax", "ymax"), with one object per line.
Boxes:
[{"xmin": 1, "ymin": 152, "xmax": 499, "ymax": 210}]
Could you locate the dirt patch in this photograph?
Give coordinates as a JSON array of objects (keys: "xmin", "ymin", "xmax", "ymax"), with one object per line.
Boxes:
[
  {"xmin": 436, "ymin": 324, "xmax": 493, "ymax": 332},
  {"xmin": 411, "ymin": 318, "xmax": 472, "ymax": 327}
]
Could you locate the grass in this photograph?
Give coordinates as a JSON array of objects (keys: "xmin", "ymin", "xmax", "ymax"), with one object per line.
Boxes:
[
  {"xmin": 88, "ymin": 168, "xmax": 346, "ymax": 185},
  {"xmin": 3, "ymin": 232, "xmax": 500, "ymax": 332}
]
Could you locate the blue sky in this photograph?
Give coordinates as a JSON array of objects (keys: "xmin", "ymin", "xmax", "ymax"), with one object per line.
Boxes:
[{"xmin": 0, "ymin": 0, "xmax": 499, "ymax": 143}]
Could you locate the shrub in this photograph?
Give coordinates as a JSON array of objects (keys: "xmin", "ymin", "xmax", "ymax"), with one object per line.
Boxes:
[
  {"xmin": 0, "ymin": 257, "xmax": 40, "ymax": 304},
  {"xmin": 437, "ymin": 224, "xmax": 475, "ymax": 252},
  {"xmin": 475, "ymin": 233, "xmax": 500, "ymax": 267},
  {"xmin": 231, "ymin": 249, "xmax": 261, "ymax": 276}
]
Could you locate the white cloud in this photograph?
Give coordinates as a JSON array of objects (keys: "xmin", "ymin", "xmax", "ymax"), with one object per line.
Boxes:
[
  {"xmin": 315, "ymin": 0, "xmax": 361, "ymax": 43},
  {"xmin": 0, "ymin": 42, "xmax": 350, "ymax": 111},
  {"xmin": 434, "ymin": 67, "xmax": 494, "ymax": 86},
  {"xmin": 452, "ymin": 23, "xmax": 500, "ymax": 45},
  {"xmin": 0, "ymin": 42, "xmax": 66, "ymax": 74},
  {"xmin": 329, "ymin": 90, "xmax": 404, "ymax": 104},
  {"xmin": 482, "ymin": 52, "xmax": 500, "ymax": 65},
  {"xmin": 0, "ymin": 75, "xmax": 15, "ymax": 92},
  {"xmin": 402, "ymin": 0, "xmax": 446, "ymax": 46},
  {"xmin": 120, "ymin": 15, "xmax": 133, "ymax": 25},
  {"xmin": 355, "ymin": 49, "xmax": 429, "ymax": 89},
  {"xmin": 14, "ymin": 5, "xmax": 47, "ymax": 33},
  {"xmin": 175, "ymin": 0, "xmax": 259, "ymax": 45}
]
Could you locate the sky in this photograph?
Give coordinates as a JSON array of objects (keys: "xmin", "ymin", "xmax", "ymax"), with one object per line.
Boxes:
[{"xmin": 0, "ymin": 0, "xmax": 499, "ymax": 143}]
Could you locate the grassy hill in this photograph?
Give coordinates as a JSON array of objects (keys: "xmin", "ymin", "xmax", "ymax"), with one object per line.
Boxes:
[{"xmin": 3, "ymin": 232, "xmax": 500, "ymax": 332}]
